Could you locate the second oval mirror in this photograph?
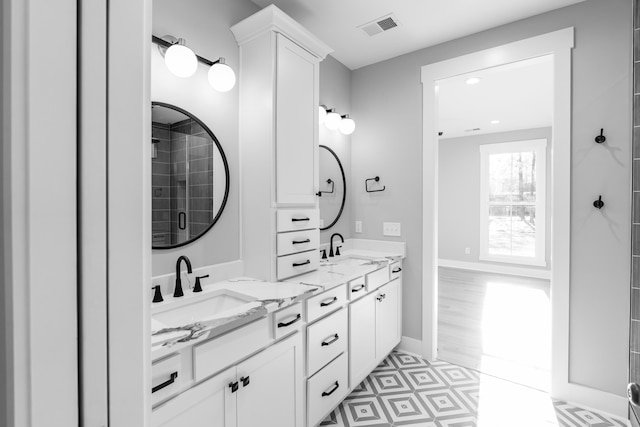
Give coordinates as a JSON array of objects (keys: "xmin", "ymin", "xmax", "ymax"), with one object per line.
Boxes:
[
  {"xmin": 151, "ymin": 102, "xmax": 230, "ymax": 249},
  {"xmin": 318, "ymin": 145, "xmax": 346, "ymax": 230}
]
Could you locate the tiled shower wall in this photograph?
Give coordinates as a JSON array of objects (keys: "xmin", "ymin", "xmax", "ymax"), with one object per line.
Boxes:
[
  {"xmin": 632, "ymin": 0, "xmax": 640, "ymax": 418},
  {"xmin": 152, "ymin": 122, "xmax": 172, "ymax": 246}
]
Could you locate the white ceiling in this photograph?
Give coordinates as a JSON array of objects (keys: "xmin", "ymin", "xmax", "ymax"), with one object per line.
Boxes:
[
  {"xmin": 249, "ymin": 0, "xmax": 588, "ymax": 70},
  {"xmin": 437, "ymin": 55, "xmax": 553, "ymax": 139}
]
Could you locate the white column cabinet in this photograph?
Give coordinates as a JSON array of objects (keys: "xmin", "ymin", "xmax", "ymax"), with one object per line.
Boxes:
[{"xmin": 231, "ymin": 6, "xmax": 332, "ymax": 282}]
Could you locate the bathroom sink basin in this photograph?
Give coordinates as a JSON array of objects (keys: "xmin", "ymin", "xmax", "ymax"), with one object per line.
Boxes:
[
  {"xmin": 153, "ymin": 289, "xmax": 257, "ymax": 326},
  {"xmin": 320, "ymin": 255, "xmax": 383, "ymax": 275}
]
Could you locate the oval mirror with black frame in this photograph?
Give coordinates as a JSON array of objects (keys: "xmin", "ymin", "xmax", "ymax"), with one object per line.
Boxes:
[
  {"xmin": 151, "ymin": 102, "xmax": 230, "ymax": 249},
  {"xmin": 318, "ymin": 145, "xmax": 346, "ymax": 231}
]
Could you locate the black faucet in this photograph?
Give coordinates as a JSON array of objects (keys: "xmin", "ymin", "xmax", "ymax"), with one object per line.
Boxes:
[
  {"xmin": 329, "ymin": 233, "xmax": 344, "ymax": 257},
  {"xmin": 174, "ymin": 255, "xmax": 192, "ymax": 298}
]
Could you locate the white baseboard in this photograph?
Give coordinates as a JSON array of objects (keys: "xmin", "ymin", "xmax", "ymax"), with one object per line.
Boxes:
[
  {"xmin": 439, "ymin": 258, "xmax": 551, "ymax": 280},
  {"xmin": 397, "ymin": 336, "xmax": 423, "ymax": 358},
  {"xmin": 554, "ymin": 381, "xmax": 628, "ymax": 421}
]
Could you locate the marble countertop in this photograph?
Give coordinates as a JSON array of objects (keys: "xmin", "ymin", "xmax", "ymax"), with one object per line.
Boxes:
[
  {"xmin": 151, "ymin": 278, "xmax": 319, "ymax": 359},
  {"xmin": 283, "ymin": 250, "xmax": 404, "ymax": 291}
]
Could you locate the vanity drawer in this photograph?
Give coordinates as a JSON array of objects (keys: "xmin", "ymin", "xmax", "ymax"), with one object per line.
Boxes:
[
  {"xmin": 273, "ymin": 302, "xmax": 304, "ymax": 340},
  {"xmin": 151, "ymin": 353, "xmax": 183, "ymax": 406},
  {"xmin": 193, "ymin": 317, "xmax": 270, "ymax": 383},
  {"xmin": 276, "ymin": 208, "xmax": 319, "ymax": 232},
  {"xmin": 277, "ymin": 249, "xmax": 319, "ymax": 280},
  {"xmin": 306, "ymin": 283, "xmax": 347, "ymax": 324},
  {"xmin": 366, "ymin": 266, "xmax": 389, "ymax": 291},
  {"xmin": 307, "ymin": 307, "xmax": 348, "ymax": 375},
  {"xmin": 307, "ymin": 352, "xmax": 349, "ymax": 427},
  {"xmin": 277, "ymin": 229, "xmax": 319, "ymax": 256},
  {"xmin": 348, "ymin": 276, "xmax": 367, "ymax": 301},
  {"xmin": 390, "ymin": 261, "xmax": 403, "ymax": 281}
]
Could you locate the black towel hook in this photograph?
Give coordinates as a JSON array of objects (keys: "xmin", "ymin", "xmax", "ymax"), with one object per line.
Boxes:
[
  {"xmin": 593, "ymin": 195, "xmax": 604, "ymax": 209},
  {"xmin": 365, "ymin": 176, "xmax": 386, "ymax": 193},
  {"xmin": 595, "ymin": 128, "xmax": 606, "ymax": 144}
]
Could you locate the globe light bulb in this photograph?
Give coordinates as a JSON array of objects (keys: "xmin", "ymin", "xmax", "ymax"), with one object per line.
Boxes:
[
  {"xmin": 164, "ymin": 39, "xmax": 198, "ymax": 78},
  {"xmin": 208, "ymin": 59, "xmax": 236, "ymax": 92},
  {"xmin": 325, "ymin": 111, "xmax": 341, "ymax": 130},
  {"xmin": 318, "ymin": 106, "xmax": 327, "ymax": 124},
  {"xmin": 339, "ymin": 116, "xmax": 356, "ymax": 135}
]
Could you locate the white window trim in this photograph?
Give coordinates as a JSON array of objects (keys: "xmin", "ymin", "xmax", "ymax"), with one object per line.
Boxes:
[{"xmin": 479, "ymin": 138, "xmax": 547, "ymax": 267}]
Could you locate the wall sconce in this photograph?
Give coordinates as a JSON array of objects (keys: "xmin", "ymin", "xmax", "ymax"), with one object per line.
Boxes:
[
  {"xmin": 319, "ymin": 106, "xmax": 356, "ymax": 135},
  {"xmin": 153, "ymin": 35, "xmax": 236, "ymax": 92}
]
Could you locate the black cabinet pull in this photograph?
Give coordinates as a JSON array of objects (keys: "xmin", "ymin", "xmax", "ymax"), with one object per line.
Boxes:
[
  {"xmin": 292, "ymin": 260, "xmax": 311, "ymax": 267},
  {"xmin": 320, "ymin": 296, "xmax": 338, "ymax": 307},
  {"xmin": 178, "ymin": 212, "xmax": 186, "ymax": 230},
  {"xmin": 241, "ymin": 376, "xmax": 250, "ymax": 387},
  {"xmin": 229, "ymin": 381, "xmax": 239, "ymax": 393},
  {"xmin": 278, "ymin": 313, "xmax": 302, "ymax": 328},
  {"xmin": 292, "ymin": 239, "xmax": 311, "ymax": 245},
  {"xmin": 392, "ymin": 267, "xmax": 402, "ymax": 273},
  {"xmin": 322, "ymin": 381, "xmax": 340, "ymax": 397},
  {"xmin": 291, "ymin": 217, "xmax": 310, "ymax": 222},
  {"xmin": 321, "ymin": 334, "xmax": 339, "ymax": 346},
  {"xmin": 152, "ymin": 372, "xmax": 178, "ymax": 393},
  {"xmin": 377, "ymin": 293, "xmax": 386, "ymax": 302},
  {"xmin": 351, "ymin": 284, "xmax": 365, "ymax": 293}
]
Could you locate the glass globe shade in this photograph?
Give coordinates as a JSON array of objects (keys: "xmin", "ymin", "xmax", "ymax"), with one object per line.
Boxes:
[
  {"xmin": 208, "ymin": 62, "xmax": 236, "ymax": 92},
  {"xmin": 339, "ymin": 117, "xmax": 356, "ymax": 135},
  {"xmin": 318, "ymin": 106, "xmax": 327, "ymax": 124},
  {"xmin": 325, "ymin": 111, "xmax": 341, "ymax": 130},
  {"xmin": 164, "ymin": 43, "xmax": 198, "ymax": 78}
]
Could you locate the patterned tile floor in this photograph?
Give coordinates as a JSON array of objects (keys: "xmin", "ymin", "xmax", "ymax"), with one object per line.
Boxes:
[{"xmin": 320, "ymin": 351, "xmax": 626, "ymax": 427}]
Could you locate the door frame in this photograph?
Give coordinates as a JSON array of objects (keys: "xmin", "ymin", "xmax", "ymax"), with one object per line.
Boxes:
[{"xmin": 420, "ymin": 27, "xmax": 622, "ymax": 416}]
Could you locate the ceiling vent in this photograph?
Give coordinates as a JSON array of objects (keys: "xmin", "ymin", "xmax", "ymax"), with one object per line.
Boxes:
[{"xmin": 358, "ymin": 14, "xmax": 399, "ymax": 37}]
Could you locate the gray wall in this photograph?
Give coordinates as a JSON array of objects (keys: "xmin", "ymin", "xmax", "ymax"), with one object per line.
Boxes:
[
  {"xmin": 151, "ymin": 0, "xmax": 259, "ymax": 275},
  {"xmin": 351, "ymin": 0, "xmax": 631, "ymax": 395},
  {"xmin": 439, "ymin": 127, "xmax": 552, "ymax": 270},
  {"xmin": 0, "ymin": 0, "xmax": 6, "ymax": 422},
  {"xmin": 319, "ymin": 56, "xmax": 353, "ymax": 244}
]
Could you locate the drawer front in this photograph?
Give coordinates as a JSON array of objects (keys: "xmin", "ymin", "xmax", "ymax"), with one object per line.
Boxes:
[
  {"xmin": 307, "ymin": 308, "xmax": 348, "ymax": 375},
  {"xmin": 151, "ymin": 353, "xmax": 183, "ymax": 406},
  {"xmin": 276, "ymin": 208, "xmax": 319, "ymax": 232},
  {"xmin": 277, "ymin": 249, "xmax": 319, "ymax": 280},
  {"xmin": 348, "ymin": 276, "xmax": 367, "ymax": 301},
  {"xmin": 273, "ymin": 302, "xmax": 304, "ymax": 340},
  {"xmin": 277, "ymin": 229, "xmax": 319, "ymax": 256},
  {"xmin": 193, "ymin": 317, "xmax": 270, "ymax": 383},
  {"xmin": 307, "ymin": 352, "xmax": 349, "ymax": 427},
  {"xmin": 366, "ymin": 266, "xmax": 389, "ymax": 291},
  {"xmin": 389, "ymin": 261, "xmax": 403, "ymax": 281},
  {"xmin": 306, "ymin": 283, "xmax": 347, "ymax": 323}
]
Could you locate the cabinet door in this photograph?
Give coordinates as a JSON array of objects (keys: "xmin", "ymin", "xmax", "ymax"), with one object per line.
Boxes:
[
  {"xmin": 376, "ymin": 279, "xmax": 402, "ymax": 360},
  {"xmin": 151, "ymin": 366, "xmax": 236, "ymax": 427},
  {"xmin": 236, "ymin": 334, "xmax": 303, "ymax": 427},
  {"xmin": 349, "ymin": 291, "xmax": 377, "ymax": 388},
  {"xmin": 275, "ymin": 34, "xmax": 318, "ymax": 206}
]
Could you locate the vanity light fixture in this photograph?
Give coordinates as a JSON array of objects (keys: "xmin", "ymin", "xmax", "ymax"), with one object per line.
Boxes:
[
  {"xmin": 324, "ymin": 109, "xmax": 342, "ymax": 130},
  {"xmin": 153, "ymin": 35, "xmax": 236, "ymax": 92},
  {"xmin": 339, "ymin": 114, "xmax": 356, "ymax": 135},
  {"xmin": 319, "ymin": 105, "xmax": 328, "ymax": 124}
]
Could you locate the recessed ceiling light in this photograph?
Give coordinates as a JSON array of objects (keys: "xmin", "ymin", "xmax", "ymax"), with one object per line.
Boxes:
[
  {"xmin": 491, "ymin": 120, "xmax": 501, "ymax": 124},
  {"xmin": 466, "ymin": 77, "xmax": 481, "ymax": 85}
]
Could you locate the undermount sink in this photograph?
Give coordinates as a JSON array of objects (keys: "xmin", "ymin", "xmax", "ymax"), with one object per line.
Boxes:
[{"xmin": 153, "ymin": 288, "xmax": 257, "ymax": 327}]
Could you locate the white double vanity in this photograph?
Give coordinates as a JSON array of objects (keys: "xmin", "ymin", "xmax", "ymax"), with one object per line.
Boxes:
[{"xmin": 150, "ymin": 6, "xmax": 405, "ymax": 427}]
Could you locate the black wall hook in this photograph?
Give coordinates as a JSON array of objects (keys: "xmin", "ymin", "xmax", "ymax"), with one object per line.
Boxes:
[
  {"xmin": 365, "ymin": 176, "xmax": 386, "ymax": 193},
  {"xmin": 593, "ymin": 195, "xmax": 604, "ymax": 209},
  {"xmin": 595, "ymin": 128, "xmax": 606, "ymax": 144}
]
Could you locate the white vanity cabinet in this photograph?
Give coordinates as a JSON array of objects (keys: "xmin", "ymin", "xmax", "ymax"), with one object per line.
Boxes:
[
  {"xmin": 231, "ymin": 6, "xmax": 332, "ymax": 282},
  {"xmin": 349, "ymin": 263, "xmax": 403, "ymax": 388},
  {"xmin": 152, "ymin": 333, "xmax": 304, "ymax": 427}
]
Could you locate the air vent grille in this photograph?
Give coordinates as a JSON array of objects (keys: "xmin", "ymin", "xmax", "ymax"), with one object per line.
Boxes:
[{"xmin": 358, "ymin": 14, "xmax": 400, "ymax": 37}]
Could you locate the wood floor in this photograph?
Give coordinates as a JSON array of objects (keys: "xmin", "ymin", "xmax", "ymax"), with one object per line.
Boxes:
[{"xmin": 437, "ymin": 266, "xmax": 551, "ymax": 391}]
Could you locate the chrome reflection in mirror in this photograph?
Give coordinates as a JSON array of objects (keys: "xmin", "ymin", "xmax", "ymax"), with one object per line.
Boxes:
[
  {"xmin": 318, "ymin": 145, "xmax": 346, "ymax": 231},
  {"xmin": 151, "ymin": 102, "xmax": 229, "ymax": 249}
]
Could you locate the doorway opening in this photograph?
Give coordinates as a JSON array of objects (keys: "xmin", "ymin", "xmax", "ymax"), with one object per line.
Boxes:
[{"xmin": 435, "ymin": 56, "xmax": 553, "ymax": 391}]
